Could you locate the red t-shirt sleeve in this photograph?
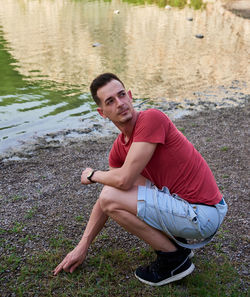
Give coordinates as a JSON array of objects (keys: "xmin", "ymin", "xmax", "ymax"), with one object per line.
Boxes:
[{"xmin": 133, "ymin": 109, "xmax": 169, "ymax": 144}]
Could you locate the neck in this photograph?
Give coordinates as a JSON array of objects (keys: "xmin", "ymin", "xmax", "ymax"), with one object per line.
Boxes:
[{"xmin": 116, "ymin": 110, "xmax": 139, "ymax": 142}]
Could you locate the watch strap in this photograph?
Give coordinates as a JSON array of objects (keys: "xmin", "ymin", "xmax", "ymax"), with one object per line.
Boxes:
[{"xmin": 87, "ymin": 170, "xmax": 96, "ymax": 183}]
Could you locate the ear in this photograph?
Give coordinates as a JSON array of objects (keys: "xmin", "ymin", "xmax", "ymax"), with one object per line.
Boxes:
[
  {"xmin": 128, "ymin": 90, "xmax": 133, "ymax": 101},
  {"xmin": 97, "ymin": 107, "xmax": 107, "ymax": 119}
]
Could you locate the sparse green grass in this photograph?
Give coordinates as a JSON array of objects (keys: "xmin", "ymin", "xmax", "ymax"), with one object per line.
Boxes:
[
  {"xmin": 75, "ymin": 215, "xmax": 84, "ymax": 222},
  {"xmin": 178, "ymin": 127, "xmax": 185, "ymax": 133},
  {"xmin": 20, "ymin": 234, "xmax": 34, "ymax": 244},
  {"xmin": 98, "ymin": 232, "xmax": 109, "ymax": 240},
  {"xmin": 0, "ymin": 228, "xmax": 7, "ymax": 235},
  {"xmin": 0, "ymin": 239, "xmax": 248, "ymax": 297},
  {"xmin": 12, "ymin": 194, "xmax": 27, "ymax": 201},
  {"xmin": 49, "ymin": 228, "xmax": 74, "ymax": 250},
  {"xmin": 24, "ymin": 206, "xmax": 38, "ymax": 219},
  {"xmin": 11, "ymin": 222, "xmax": 24, "ymax": 233},
  {"xmin": 220, "ymin": 146, "xmax": 229, "ymax": 152}
]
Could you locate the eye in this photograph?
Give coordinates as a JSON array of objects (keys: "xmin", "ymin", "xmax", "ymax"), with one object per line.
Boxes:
[
  {"xmin": 106, "ymin": 98, "xmax": 114, "ymax": 105},
  {"xmin": 119, "ymin": 92, "xmax": 126, "ymax": 98}
]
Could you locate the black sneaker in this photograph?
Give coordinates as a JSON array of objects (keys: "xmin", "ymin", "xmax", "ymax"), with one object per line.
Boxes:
[
  {"xmin": 174, "ymin": 237, "xmax": 194, "ymax": 259},
  {"xmin": 135, "ymin": 249, "xmax": 195, "ymax": 286}
]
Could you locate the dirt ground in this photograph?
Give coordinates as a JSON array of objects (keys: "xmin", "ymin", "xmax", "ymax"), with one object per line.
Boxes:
[{"xmin": 0, "ymin": 102, "xmax": 249, "ymax": 290}]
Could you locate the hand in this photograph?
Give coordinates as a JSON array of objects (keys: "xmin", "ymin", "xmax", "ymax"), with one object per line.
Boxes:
[
  {"xmin": 81, "ymin": 167, "xmax": 94, "ymax": 185},
  {"xmin": 53, "ymin": 244, "xmax": 87, "ymax": 275}
]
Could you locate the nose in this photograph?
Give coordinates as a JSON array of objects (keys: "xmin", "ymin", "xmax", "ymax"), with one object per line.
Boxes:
[{"xmin": 116, "ymin": 97, "xmax": 124, "ymax": 107}]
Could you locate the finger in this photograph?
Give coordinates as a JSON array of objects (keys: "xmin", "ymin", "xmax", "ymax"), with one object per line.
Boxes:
[
  {"xmin": 81, "ymin": 171, "xmax": 87, "ymax": 183},
  {"xmin": 53, "ymin": 264, "xmax": 63, "ymax": 275},
  {"xmin": 69, "ymin": 262, "xmax": 80, "ymax": 273},
  {"xmin": 63, "ymin": 259, "xmax": 76, "ymax": 272},
  {"xmin": 53, "ymin": 258, "xmax": 67, "ymax": 275}
]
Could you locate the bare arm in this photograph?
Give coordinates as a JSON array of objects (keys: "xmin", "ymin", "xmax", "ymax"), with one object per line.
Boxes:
[
  {"xmin": 53, "ymin": 199, "xmax": 108, "ymax": 275},
  {"xmin": 81, "ymin": 142, "xmax": 157, "ymax": 190},
  {"xmin": 54, "ymin": 142, "xmax": 156, "ymax": 275}
]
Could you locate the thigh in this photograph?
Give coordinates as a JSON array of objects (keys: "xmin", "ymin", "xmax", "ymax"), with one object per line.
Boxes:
[
  {"xmin": 137, "ymin": 185, "xmax": 219, "ymax": 240},
  {"xmin": 100, "ymin": 185, "xmax": 139, "ymax": 215},
  {"xmin": 100, "ymin": 175, "xmax": 148, "ymax": 214}
]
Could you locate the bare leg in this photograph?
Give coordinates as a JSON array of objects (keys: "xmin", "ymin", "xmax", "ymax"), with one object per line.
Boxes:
[{"xmin": 99, "ymin": 185, "xmax": 177, "ymax": 252}]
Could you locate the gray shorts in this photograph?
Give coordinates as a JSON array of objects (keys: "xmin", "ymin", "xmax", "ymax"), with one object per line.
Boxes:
[{"xmin": 137, "ymin": 181, "xmax": 228, "ymax": 241}]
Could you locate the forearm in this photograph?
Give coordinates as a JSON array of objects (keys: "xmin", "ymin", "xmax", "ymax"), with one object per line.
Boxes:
[
  {"xmin": 78, "ymin": 199, "xmax": 108, "ymax": 250},
  {"xmin": 86, "ymin": 142, "xmax": 157, "ymax": 189},
  {"xmin": 53, "ymin": 199, "xmax": 108, "ymax": 275},
  {"xmin": 91, "ymin": 168, "xmax": 132, "ymax": 190}
]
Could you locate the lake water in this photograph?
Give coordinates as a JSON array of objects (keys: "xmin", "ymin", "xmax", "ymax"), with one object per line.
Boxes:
[{"xmin": 0, "ymin": 0, "xmax": 249, "ymax": 157}]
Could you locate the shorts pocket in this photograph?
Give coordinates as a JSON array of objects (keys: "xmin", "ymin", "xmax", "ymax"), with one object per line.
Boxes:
[
  {"xmin": 166, "ymin": 193, "xmax": 197, "ymax": 221},
  {"xmin": 195, "ymin": 205, "xmax": 219, "ymax": 238},
  {"xmin": 159, "ymin": 194, "xmax": 202, "ymax": 239}
]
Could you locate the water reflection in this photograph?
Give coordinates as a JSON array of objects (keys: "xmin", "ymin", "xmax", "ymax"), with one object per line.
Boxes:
[
  {"xmin": 125, "ymin": 0, "xmax": 205, "ymax": 9},
  {"xmin": 0, "ymin": 0, "xmax": 249, "ymax": 99},
  {"xmin": 0, "ymin": 0, "xmax": 249, "ymax": 155}
]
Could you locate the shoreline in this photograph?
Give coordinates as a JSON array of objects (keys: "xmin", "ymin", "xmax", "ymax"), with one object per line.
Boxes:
[
  {"xmin": 1, "ymin": 80, "xmax": 249, "ymax": 161},
  {"xmin": 1, "ymin": 91, "xmax": 249, "ymax": 162}
]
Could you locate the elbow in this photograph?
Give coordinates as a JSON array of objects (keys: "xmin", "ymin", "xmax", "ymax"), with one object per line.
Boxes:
[
  {"xmin": 117, "ymin": 176, "xmax": 133, "ymax": 191},
  {"xmin": 120, "ymin": 183, "xmax": 133, "ymax": 191}
]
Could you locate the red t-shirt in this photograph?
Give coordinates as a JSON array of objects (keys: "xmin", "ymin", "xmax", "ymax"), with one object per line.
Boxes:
[{"xmin": 109, "ymin": 109, "xmax": 222, "ymax": 205}]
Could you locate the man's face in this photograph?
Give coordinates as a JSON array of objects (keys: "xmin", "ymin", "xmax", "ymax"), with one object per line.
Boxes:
[{"xmin": 96, "ymin": 79, "xmax": 135, "ymax": 125}]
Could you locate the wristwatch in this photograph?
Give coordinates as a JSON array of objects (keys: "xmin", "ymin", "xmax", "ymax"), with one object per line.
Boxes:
[{"xmin": 87, "ymin": 170, "xmax": 96, "ymax": 183}]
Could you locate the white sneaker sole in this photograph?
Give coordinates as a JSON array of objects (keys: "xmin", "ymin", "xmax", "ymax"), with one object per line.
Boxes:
[{"xmin": 135, "ymin": 263, "xmax": 195, "ymax": 287}]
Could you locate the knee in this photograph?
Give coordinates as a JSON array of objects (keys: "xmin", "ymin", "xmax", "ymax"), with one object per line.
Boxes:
[{"xmin": 99, "ymin": 186, "xmax": 117, "ymax": 215}]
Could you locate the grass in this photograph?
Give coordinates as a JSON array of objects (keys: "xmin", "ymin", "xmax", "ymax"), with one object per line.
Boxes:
[
  {"xmin": 24, "ymin": 207, "xmax": 38, "ymax": 219},
  {"xmin": 220, "ymin": 146, "xmax": 229, "ymax": 152},
  {"xmin": 11, "ymin": 222, "xmax": 24, "ymax": 233},
  {"xmin": 178, "ymin": 127, "xmax": 185, "ymax": 133},
  {"xmin": 12, "ymin": 194, "xmax": 27, "ymax": 202},
  {"xmin": 75, "ymin": 215, "xmax": 84, "ymax": 222},
  {"xmin": 178, "ymin": 127, "xmax": 186, "ymax": 136},
  {"xmin": 0, "ymin": 235, "xmax": 248, "ymax": 297},
  {"xmin": 0, "ymin": 214, "xmax": 247, "ymax": 296}
]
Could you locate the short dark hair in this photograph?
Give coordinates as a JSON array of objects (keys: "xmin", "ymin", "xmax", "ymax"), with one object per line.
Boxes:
[{"xmin": 90, "ymin": 73, "xmax": 124, "ymax": 106}]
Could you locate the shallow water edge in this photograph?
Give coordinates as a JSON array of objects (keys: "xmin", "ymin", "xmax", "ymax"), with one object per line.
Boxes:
[{"xmin": 1, "ymin": 86, "xmax": 249, "ymax": 163}]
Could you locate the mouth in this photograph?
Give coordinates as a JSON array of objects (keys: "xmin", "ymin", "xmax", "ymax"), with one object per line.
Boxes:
[{"xmin": 118, "ymin": 108, "xmax": 128, "ymax": 115}]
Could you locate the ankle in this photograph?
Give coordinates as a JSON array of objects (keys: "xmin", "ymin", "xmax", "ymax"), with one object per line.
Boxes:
[{"xmin": 158, "ymin": 247, "xmax": 178, "ymax": 253}]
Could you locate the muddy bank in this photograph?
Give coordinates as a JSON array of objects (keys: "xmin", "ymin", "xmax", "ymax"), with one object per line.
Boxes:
[{"xmin": 0, "ymin": 102, "xmax": 249, "ymax": 291}]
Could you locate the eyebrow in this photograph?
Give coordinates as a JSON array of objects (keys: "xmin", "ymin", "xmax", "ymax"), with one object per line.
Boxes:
[{"xmin": 104, "ymin": 90, "xmax": 125, "ymax": 104}]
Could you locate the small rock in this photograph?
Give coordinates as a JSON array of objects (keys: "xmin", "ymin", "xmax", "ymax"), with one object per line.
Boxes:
[
  {"xmin": 187, "ymin": 17, "xmax": 193, "ymax": 21},
  {"xmin": 195, "ymin": 34, "xmax": 204, "ymax": 39},
  {"xmin": 92, "ymin": 42, "xmax": 101, "ymax": 47}
]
